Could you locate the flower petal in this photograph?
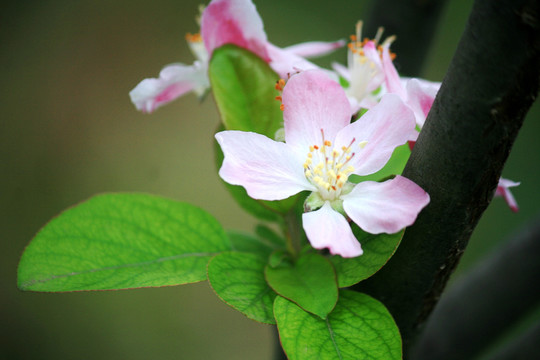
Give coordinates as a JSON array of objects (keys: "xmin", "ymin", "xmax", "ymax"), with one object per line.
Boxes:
[
  {"xmin": 382, "ymin": 44, "xmax": 406, "ymax": 99},
  {"xmin": 303, "ymin": 202, "xmax": 363, "ymax": 258},
  {"xmin": 215, "ymin": 130, "xmax": 315, "ymax": 200},
  {"xmin": 342, "ymin": 175, "xmax": 430, "ymax": 234},
  {"xmin": 129, "ymin": 63, "xmax": 208, "ymax": 113},
  {"xmin": 201, "ymin": 0, "xmax": 270, "ymax": 61},
  {"xmin": 334, "ymin": 94, "xmax": 417, "ymax": 176},
  {"xmin": 265, "ymin": 43, "xmax": 320, "ymax": 78},
  {"xmin": 495, "ymin": 177, "xmax": 520, "ymax": 212},
  {"xmin": 282, "ymin": 40, "xmax": 345, "ymax": 58},
  {"xmin": 282, "ymin": 70, "xmax": 351, "ymax": 154},
  {"xmin": 405, "ymin": 78, "xmax": 440, "ymax": 128}
]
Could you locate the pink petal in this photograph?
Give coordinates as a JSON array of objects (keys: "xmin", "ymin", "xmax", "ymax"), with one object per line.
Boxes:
[
  {"xmin": 265, "ymin": 44, "xmax": 320, "ymax": 78},
  {"xmin": 382, "ymin": 44, "xmax": 406, "ymax": 99},
  {"xmin": 342, "ymin": 175, "xmax": 430, "ymax": 234},
  {"xmin": 129, "ymin": 63, "xmax": 208, "ymax": 113},
  {"xmin": 495, "ymin": 177, "xmax": 520, "ymax": 212},
  {"xmin": 283, "ymin": 39, "xmax": 345, "ymax": 58},
  {"xmin": 215, "ymin": 130, "xmax": 315, "ymax": 200},
  {"xmin": 282, "ymin": 70, "xmax": 351, "ymax": 154},
  {"xmin": 201, "ymin": 0, "xmax": 270, "ymax": 61},
  {"xmin": 303, "ymin": 202, "xmax": 363, "ymax": 258},
  {"xmin": 362, "ymin": 41, "xmax": 385, "ymax": 93},
  {"xmin": 334, "ymin": 94, "xmax": 417, "ymax": 176},
  {"xmin": 405, "ymin": 78, "xmax": 440, "ymax": 128}
]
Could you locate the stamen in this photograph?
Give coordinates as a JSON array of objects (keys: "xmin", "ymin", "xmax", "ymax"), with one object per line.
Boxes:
[
  {"xmin": 358, "ymin": 140, "xmax": 368, "ymax": 149},
  {"xmin": 374, "ymin": 26, "xmax": 385, "ymax": 45},
  {"xmin": 275, "ymin": 79, "xmax": 286, "ymax": 91},
  {"xmin": 185, "ymin": 32, "xmax": 202, "ymax": 43}
]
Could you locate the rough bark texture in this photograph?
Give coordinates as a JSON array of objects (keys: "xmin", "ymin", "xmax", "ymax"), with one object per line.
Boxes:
[
  {"xmin": 356, "ymin": 0, "xmax": 540, "ymax": 355},
  {"xmin": 364, "ymin": 0, "xmax": 448, "ymax": 76},
  {"xmin": 411, "ymin": 217, "xmax": 540, "ymax": 359}
]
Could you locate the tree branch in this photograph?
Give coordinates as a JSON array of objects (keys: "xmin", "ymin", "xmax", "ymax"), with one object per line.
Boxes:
[
  {"xmin": 356, "ymin": 0, "xmax": 540, "ymax": 355},
  {"xmin": 411, "ymin": 216, "xmax": 540, "ymax": 359},
  {"xmin": 363, "ymin": 0, "xmax": 448, "ymax": 76}
]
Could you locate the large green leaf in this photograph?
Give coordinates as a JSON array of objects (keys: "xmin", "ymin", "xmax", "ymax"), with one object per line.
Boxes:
[
  {"xmin": 18, "ymin": 193, "xmax": 230, "ymax": 292},
  {"xmin": 227, "ymin": 230, "xmax": 279, "ymax": 259},
  {"xmin": 209, "ymin": 44, "xmax": 283, "ymax": 138},
  {"xmin": 207, "ymin": 252, "xmax": 277, "ymax": 324},
  {"xmin": 330, "ymin": 227, "xmax": 404, "ymax": 288},
  {"xmin": 265, "ymin": 252, "xmax": 338, "ymax": 319},
  {"xmin": 274, "ymin": 290, "xmax": 402, "ymax": 360}
]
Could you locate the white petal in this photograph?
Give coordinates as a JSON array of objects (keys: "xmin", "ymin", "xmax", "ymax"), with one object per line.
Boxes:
[
  {"xmin": 283, "ymin": 40, "xmax": 345, "ymax": 58},
  {"xmin": 342, "ymin": 175, "xmax": 430, "ymax": 234},
  {"xmin": 282, "ymin": 70, "xmax": 351, "ymax": 154},
  {"xmin": 215, "ymin": 131, "xmax": 315, "ymax": 200},
  {"xmin": 334, "ymin": 94, "xmax": 417, "ymax": 176},
  {"xmin": 129, "ymin": 63, "xmax": 208, "ymax": 113},
  {"xmin": 303, "ymin": 202, "xmax": 363, "ymax": 258}
]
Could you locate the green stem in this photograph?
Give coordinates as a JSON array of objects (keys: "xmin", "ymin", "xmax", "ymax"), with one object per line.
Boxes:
[{"xmin": 283, "ymin": 209, "xmax": 303, "ymax": 258}]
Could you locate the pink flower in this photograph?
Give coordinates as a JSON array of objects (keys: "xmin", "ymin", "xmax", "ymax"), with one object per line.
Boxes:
[
  {"xmin": 495, "ymin": 178, "xmax": 520, "ymax": 212},
  {"xmin": 130, "ymin": 0, "xmax": 344, "ymax": 113},
  {"xmin": 381, "ymin": 42, "xmax": 440, "ymax": 129},
  {"xmin": 332, "ymin": 22, "xmax": 395, "ymax": 114},
  {"xmin": 382, "ymin": 48, "xmax": 521, "ymax": 213},
  {"xmin": 215, "ymin": 70, "xmax": 430, "ymax": 258}
]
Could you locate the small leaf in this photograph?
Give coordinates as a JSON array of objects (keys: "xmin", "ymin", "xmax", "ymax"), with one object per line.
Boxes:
[
  {"xmin": 209, "ymin": 44, "xmax": 283, "ymax": 138},
  {"xmin": 265, "ymin": 252, "xmax": 338, "ymax": 319},
  {"xmin": 227, "ymin": 230, "xmax": 277, "ymax": 258},
  {"xmin": 274, "ymin": 290, "xmax": 402, "ymax": 360},
  {"xmin": 330, "ymin": 227, "xmax": 404, "ymax": 288},
  {"xmin": 18, "ymin": 193, "xmax": 230, "ymax": 292},
  {"xmin": 351, "ymin": 143, "xmax": 411, "ymax": 183},
  {"xmin": 208, "ymin": 252, "xmax": 276, "ymax": 324}
]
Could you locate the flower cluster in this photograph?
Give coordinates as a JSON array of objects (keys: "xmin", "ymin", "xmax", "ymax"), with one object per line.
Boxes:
[{"xmin": 130, "ymin": 0, "xmax": 519, "ymax": 257}]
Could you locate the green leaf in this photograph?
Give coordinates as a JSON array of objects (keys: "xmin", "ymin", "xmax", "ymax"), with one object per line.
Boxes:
[
  {"xmin": 265, "ymin": 252, "xmax": 338, "ymax": 319},
  {"xmin": 227, "ymin": 230, "xmax": 278, "ymax": 258},
  {"xmin": 18, "ymin": 193, "xmax": 230, "ymax": 292},
  {"xmin": 274, "ymin": 290, "xmax": 402, "ymax": 360},
  {"xmin": 214, "ymin": 127, "xmax": 297, "ymax": 220},
  {"xmin": 330, "ymin": 227, "xmax": 404, "ymax": 288},
  {"xmin": 351, "ymin": 143, "xmax": 411, "ymax": 183},
  {"xmin": 209, "ymin": 44, "xmax": 283, "ymax": 138},
  {"xmin": 254, "ymin": 224, "xmax": 286, "ymax": 248},
  {"xmin": 207, "ymin": 252, "xmax": 277, "ymax": 324}
]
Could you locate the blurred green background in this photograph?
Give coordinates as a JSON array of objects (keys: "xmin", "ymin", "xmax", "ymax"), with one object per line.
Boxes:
[{"xmin": 2, "ymin": 0, "xmax": 538, "ymax": 359}]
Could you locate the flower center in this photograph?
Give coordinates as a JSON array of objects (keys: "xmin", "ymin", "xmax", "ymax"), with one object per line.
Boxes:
[
  {"xmin": 303, "ymin": 130, "xmax": 366, "ymax": 201},
  {"xmin": 346, "ymin": 21, "xmax": 396, "ymax": 102}
]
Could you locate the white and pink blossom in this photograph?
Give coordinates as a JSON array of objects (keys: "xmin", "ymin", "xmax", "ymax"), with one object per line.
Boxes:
[
  {"xmin": 130, "ymin": 0, "xmax": 344, "ymax": 113},
  {"xmin": 495, "ymin": 178, "xmax": 520, "ymax": 212},
  {"xmin": 381, "ymin": 44, "xmax": 441, "ymax": 129},
  {"xmin": 215, "ymin": 70, "xmax": 430, "ymax": 258}
]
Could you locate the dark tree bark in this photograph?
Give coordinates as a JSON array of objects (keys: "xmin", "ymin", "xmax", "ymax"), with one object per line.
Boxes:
[
  {"xmin": 411, "ymin": 217, "xmax": 540, "ymax": 359},
  {"xmin": 364, "ymin": 0, "xmax": 448, "ymax": 76},
  {"xmin": 356, "ymin": 0, "xmax": 540, "ymax": 355}
]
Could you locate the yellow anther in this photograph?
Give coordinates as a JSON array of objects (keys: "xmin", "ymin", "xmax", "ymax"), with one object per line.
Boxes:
[
  {"xmin": 324, "ymin": 140, "xmax": 332, "ymax": 147},
  {"xmin": 305, "ymin": 170, "xmax": 312, "ymax": 178},
  {"xmin": 358, "ymin": 140, "xmax": 368, "ymax": 149},
  {"xmin": 185, "ymin": 32, "xmax": 202, "ymax": 42},
  {"xmin": 328, "ymin": 170, "xmax": 337, "ymax": 179},
  {"xmin": 336, "ymin": 163, "xmax": 344, "ymax": 169},
  {"xmin": 307, "ymin": 153, "xmax": 313, "ymax": 158}
]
